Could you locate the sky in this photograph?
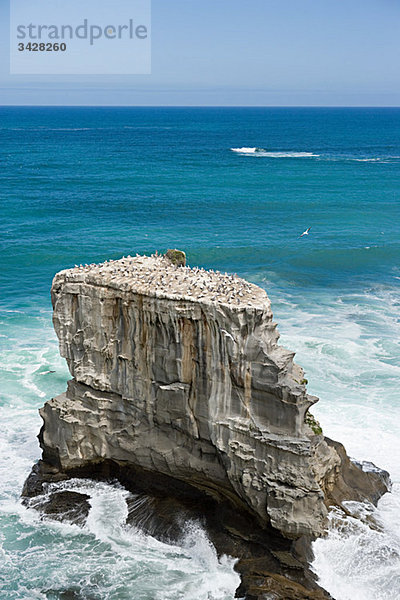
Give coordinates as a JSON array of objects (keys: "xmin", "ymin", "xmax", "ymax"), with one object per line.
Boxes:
[{"xmin": 0, "ymin": 0, "xmax": 399, "ymax": 106}]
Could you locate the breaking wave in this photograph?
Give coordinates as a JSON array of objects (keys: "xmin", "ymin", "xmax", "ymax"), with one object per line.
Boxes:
[
  {"xmin": 271, "ymin": 284, "xmax": 400, "ymax": 600},
  {"xmin": 230, "ymin": 147, "xmax": 319, "ymax": 157},
  {"xmin": 230, "ymin": 148, "xmax": 400, "ymax": 162}
]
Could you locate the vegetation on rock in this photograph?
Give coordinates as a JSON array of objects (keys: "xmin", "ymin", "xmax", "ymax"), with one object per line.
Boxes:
[
  {"xmin": 165, "ymin": 248, "xmax": 186, "ymax": 267},
  {"xmin": 305, "ymin": 412, "xmax": 323, "ymax": 435}
]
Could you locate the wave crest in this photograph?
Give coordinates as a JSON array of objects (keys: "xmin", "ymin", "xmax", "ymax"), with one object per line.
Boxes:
[{"xmin": 230, "ymin": 147, "xmax": 319, "ymax": 158}]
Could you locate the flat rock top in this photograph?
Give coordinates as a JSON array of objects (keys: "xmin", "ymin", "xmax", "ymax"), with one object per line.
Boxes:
[{"xmin": 54, "ymin": 254, "xmax": 270, "ymax": 309}]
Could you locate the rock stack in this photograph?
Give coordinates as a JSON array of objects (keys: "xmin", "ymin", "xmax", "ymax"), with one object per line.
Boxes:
[{"xmin": 25, "ymin": 253, "xmax": 389, "ymax": 599}]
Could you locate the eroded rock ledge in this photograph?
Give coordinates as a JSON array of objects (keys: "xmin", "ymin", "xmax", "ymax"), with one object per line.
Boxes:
[{"xmin": 26, "ymin": 253, "xmax": 390, "ymax": 600}]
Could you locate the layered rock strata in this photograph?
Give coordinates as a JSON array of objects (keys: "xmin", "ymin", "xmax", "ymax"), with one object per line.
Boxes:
[{"xmin": 29, "ymin": 253, "xmax": 390, "ymax": 599}]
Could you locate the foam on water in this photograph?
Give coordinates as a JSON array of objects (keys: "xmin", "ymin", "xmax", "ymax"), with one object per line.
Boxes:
[
  {"xmin": 19, "ymin": 478, "xmax": 240, "ymax": 600},
  {"xmin": 268, "ymin": 281, "xmax": 400, "ymax": 600},
  {"xmin": 230, "ymin": 147, "xmax": 400, "ymax": 162},
  {"xmin": 0, "ymin": 311, "xmax": 240, "ymax": 600},
  {"xmin": 1, "ymin": 286, "xmax": 399, "ymax": 600},
  {"xmin": 2, "ymin": 106, "xmax": 400, "ymax": 599}
]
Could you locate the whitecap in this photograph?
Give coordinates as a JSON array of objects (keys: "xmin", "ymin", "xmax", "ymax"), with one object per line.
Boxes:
[
  {"xmin": 230, "ymin": 147, "xmax": 319, "ymax": 157},
  {"xmin": 230, "ymin": 147, "xmax": 265, "ymax": 154},
  {"xmin": 269, "ymin": 283, "xmax": 400, "ymax": 600},
  {"xmin": 351, "ymin": 158, "xmax": 382, "ymax": 162}
]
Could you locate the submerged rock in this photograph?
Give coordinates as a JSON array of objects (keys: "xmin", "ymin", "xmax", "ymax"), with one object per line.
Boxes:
[
  {"xmin": 22, "ymin": 461, "xmax": 90, "ymax": 526},
  {"xmin": 25, "ymin": 253, "xmax": 390, "ymax": 599}
]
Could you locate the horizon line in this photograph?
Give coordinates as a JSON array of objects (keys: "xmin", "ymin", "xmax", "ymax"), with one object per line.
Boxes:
[{"xmin": 1, "ymin": 104, "xmax": 400, "ymax": 109}]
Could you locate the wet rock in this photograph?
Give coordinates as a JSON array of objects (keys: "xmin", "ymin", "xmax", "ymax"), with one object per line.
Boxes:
[
  {"xmin": 236, "ymin": 570, "xmax": 333, "ymax": 600},
  {"xmin": 22, "ymin": 460, "xmax": 70, "ymax": 497},
  {"xmin": 43, "ymin": 589, "xmax": 97, "ymax": 600},
  {"xmin": 323, "ymin": 438, "xmax": 391, "ymax": 508},
  {"xmin": 22, "ymin": 461, "xmax": 90, "ymax": 526},
  {"xmin": 26, "ymin": 458, "xmax": 331, "ymax": 600},
  {"xmin": 38, "ymin": 491, "xmax": 90, "ymax": 526}
]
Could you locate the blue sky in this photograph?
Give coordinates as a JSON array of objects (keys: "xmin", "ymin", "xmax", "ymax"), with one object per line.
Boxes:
[{"xmin": 1, "ymin": 0, "xmax": 399, "ymax": 106}]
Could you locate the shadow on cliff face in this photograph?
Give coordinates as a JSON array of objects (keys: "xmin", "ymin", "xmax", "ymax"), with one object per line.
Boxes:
[{"xmin": 23, "ymin": 459, "xmax": 334, "ymax": 600}]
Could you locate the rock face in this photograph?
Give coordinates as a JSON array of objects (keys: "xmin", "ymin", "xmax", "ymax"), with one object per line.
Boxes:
[{"xmin": 38, "ymin": 253, "xmax": 388, "ymax": 548}]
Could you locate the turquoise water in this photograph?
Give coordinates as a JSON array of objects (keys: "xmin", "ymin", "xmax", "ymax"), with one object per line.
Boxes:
[{"xmin": 0, "ymin": 107, "xmax": 399, "ymax": 599}]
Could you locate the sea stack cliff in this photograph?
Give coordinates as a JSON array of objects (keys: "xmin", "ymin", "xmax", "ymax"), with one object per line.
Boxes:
[{"xmin": 28, "ymin": 253, "xmax": 389, "ymax": 599}]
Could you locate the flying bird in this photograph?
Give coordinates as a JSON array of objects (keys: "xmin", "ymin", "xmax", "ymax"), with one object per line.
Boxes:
[{"xmin": 299, "ymin": 227, "xmax": 311, "ymax": 238}]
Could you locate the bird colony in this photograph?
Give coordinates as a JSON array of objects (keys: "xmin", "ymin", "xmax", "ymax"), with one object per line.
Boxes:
[{"xmin": 64, "ymin": 253, "xmax": 267, "ymax": 307}]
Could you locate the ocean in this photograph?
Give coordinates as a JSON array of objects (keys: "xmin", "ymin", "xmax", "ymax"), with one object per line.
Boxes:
[{"xmin": 0, "ymin": 106, "xmax": 399, "ymax": 599}]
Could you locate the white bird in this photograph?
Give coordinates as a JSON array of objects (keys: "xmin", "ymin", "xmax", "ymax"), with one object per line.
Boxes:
[{"xmin": 299, "ymin": 227, "xmax": 311, "ymax": 238}]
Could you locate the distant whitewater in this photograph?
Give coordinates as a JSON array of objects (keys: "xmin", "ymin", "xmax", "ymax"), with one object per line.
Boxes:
[
  {"xmin": 230, "ymin": 147, "xmax": 319, "ymax": 157},
  {"xmin": 1, "ymin": 106, "xmax": 400, "ymax": 600},
  {"xmin": 230, "ymin": 147, "xmax": 400, "ymax": 162}
]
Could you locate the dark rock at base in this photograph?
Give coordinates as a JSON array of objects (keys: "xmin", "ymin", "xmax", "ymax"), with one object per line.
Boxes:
[
  {"xmin": 37, "ymin": 491, "xmax": 90, "ymax": 526},
  {"xmin": 22, "ymin": 460, "xmax": 70, "ymax": 497},
  {"xmin": 22, "ymin": 461, "xmax": 90, "ymax": 526},
  {"xmin": 23, "ymin": 459, "xmax": 332, "ymax": 600},
  {"xmin": 237, "ymin": 570, "xmax": 333, "ymax": 600},
  {"xmin": 23, "ymin": 447, "xmax": 390, "ymax": 599},
  {"xmin": 43, "ymin": 589, "xmax": 98, "ymax": 600}
]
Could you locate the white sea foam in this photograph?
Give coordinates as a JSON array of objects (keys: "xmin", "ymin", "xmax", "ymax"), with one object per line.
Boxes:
[
  {"xmin": 350, "ymin": 155, "xmax": 400, "ymax": 162},
  {"xmin": 1, "ymin": 286, "xmax": 399, "ymax": 600},
  {"xmin": 0, "ymin": 313, "xmax": 240, "ymax": 600},
  {"xmin": 324, "ymin": 155, "xmax": 400, "ymax": 163},
  {"xmin": 270, "ymin": 284, "xmax": 400, "ymax": 600},
  {"xmin": 14, "ymin": 478, "xmax": 241, "ymax": 600},
  {"xmin": 352, "ymin": 158, "xmax": 382, "ymax": 162},
  {"xmin": 312, "ymin": 498, "xmax": 400, "ymax": 600},
  {"xmin": 230, "ymin": 151, "xmax": 400, "ymax": 162}
]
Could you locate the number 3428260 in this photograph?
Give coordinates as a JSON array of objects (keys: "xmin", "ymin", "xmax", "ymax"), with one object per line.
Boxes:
[{"xmin": 18, "ymin": 43, "xmax": 67, "ymax": 52}]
